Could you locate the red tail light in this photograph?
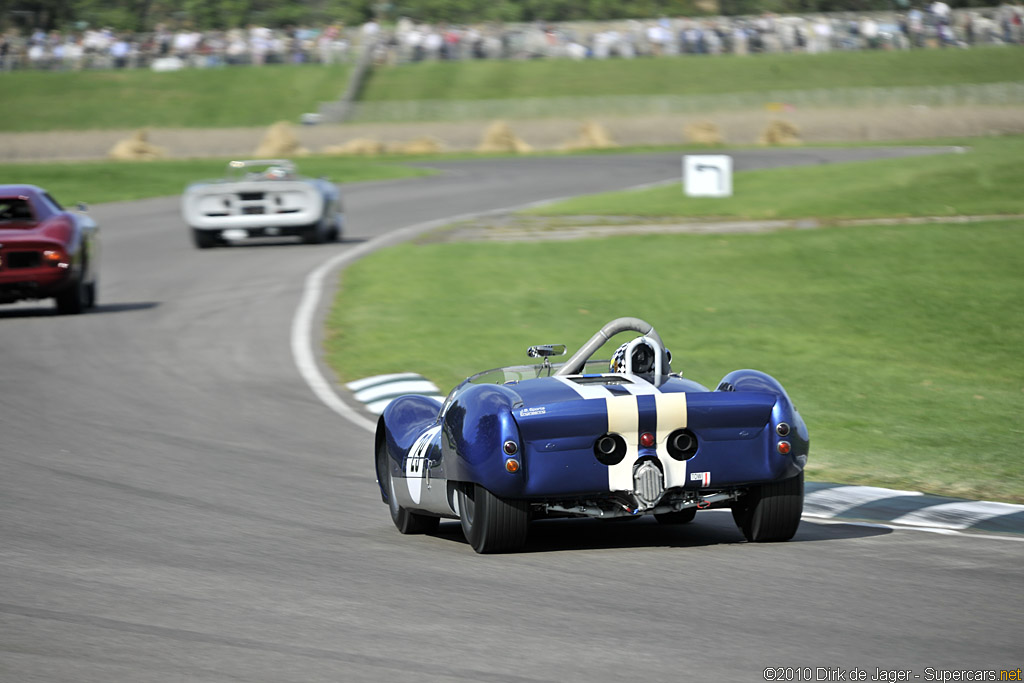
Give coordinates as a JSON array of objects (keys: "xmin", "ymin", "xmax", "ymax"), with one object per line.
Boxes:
[{"xmin": 42, "ymin": 250, "xmax": 69, "ymax": 268}]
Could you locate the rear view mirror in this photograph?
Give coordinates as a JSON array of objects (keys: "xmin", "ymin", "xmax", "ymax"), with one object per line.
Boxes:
[{"xmin": 527, "ymin": 344, "xmax": 567, "ymax": 358}]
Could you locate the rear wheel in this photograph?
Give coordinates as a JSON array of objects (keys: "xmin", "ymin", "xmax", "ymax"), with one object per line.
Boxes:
[
  {"xmin": 731, "ymin": 472, "xmax": 804, "ymax": 542},
  {"xmin": 84, "ymin": 280, "xmax": 97, "ymax": 309},
  {"xmin": 458, "ymin": 483, "xmax": 529, "ymax": 554},
  {"xmin": 55, "ymin": 275, "xmax": 86, "ymax": 315},
  {"xmin": 382, "ymin": 444, "xmax": 439, "ymax": 535},
  {"xmin": 300, "ymin": 220, "xmax": 327, "ymax": 244},
  {"xmin": 654, "ymin": 507, "xmax": 697, "ymax": 525},
  {"xmin": 328, "ymin": 214, "xmax": 343, "ymax": 242}
]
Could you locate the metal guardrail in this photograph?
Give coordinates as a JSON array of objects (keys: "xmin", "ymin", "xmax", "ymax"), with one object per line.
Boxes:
[{"xmin": 340, "ymin": 82, "xmax": 1024, "ymax": 123}]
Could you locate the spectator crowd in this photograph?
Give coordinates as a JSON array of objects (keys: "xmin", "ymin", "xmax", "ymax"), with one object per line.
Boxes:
[{"xmin": 1, "ymin": 2, "xmax": 1022, "ymax": 73}]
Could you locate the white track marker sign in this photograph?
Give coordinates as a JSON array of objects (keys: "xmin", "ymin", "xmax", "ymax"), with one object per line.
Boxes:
[{"xmin": 683, "ymin": 155, "xmax": 733, "ymax": 197}]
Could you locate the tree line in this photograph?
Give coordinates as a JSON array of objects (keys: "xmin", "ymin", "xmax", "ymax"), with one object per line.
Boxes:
[{"xmin": 2, "ymin": 0, "xmax": 986, "ymax": 32}]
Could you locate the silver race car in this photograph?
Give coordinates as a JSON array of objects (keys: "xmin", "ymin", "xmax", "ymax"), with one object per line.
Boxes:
[{"xmin": 182, "ymin": 160, "xmax": 344, "ymax": 249}]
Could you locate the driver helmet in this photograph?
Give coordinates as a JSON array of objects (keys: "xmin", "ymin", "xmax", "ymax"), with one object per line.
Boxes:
[
  {"xmin": 610, "ymin": 337, "xmax": 671, "ymax": 376},
  {"xmin": 264, "ymin": 166, "xmax": 291, "ymax": 180}
]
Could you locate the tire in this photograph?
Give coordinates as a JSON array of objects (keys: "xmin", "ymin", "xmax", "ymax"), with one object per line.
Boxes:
[
  {"xmin": 655, "ymin": 506, "xmax": 698, "ymax": 525},
  {"xmin": 731, "ymin": 472, "xmax": 804, "ymax": 542},
  {"xmin": 458, "ymin": 483, "xmax": 529, "ymax": 554},
  {"xmin": 192, "ymin": 228, "xmax": 218, "ymax": 249},
  {"xmin": 300, "ymin": 220, "xmax": 326, "ymax": 244},
  {"xmin": 84, "ymin": 280, "xmax": 97, "ymax": 309},
  {"xmin": 54, "ymin": 275, "xmax": 86, "ymax": 315},
  {"xmin": 382, "ymin": 444, "xmax": 439, "ymax": 535}
]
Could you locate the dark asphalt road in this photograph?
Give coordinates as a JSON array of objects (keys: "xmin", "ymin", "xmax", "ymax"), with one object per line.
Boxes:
[{"xmin": 2, "ymin": 148, "xmax": 1019, "ymax": 682}]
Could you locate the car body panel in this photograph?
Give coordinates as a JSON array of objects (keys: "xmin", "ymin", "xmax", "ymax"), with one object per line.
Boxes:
[
  {"xmin": 0, "ymin": 184, "xmax": 99, "ymax": 309},
  {"xmin": 181, "ymin": 160, "xmax": 343, "ymax": 243},
  {"xmin": 375, "ymin": 320, "xmax": 808, "ymax": 528}
]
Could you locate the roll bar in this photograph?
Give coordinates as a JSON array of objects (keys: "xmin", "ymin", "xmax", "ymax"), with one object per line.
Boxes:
[{"xmin": 554, "ymin": 317, "xmax": 666, "ymax": 376}]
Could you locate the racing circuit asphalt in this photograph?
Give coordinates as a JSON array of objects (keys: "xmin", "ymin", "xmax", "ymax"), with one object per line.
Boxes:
[{"xmin": 2, "ymin": 148, "xmax": 1020, "ymax": 682}]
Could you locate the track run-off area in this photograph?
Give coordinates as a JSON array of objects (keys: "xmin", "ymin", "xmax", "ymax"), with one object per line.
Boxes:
[{"xmin": 2, "ymin": 149, "xmax": 1020, "ymax": 682}]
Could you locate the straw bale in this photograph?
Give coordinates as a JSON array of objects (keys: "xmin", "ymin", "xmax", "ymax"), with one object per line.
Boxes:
[
  {"xmin": 107, "ymin": 128, "xmax": 167, "ymax": 160},
  {"xmin": 476, "ymin": 121, "xmax": 532, "ymax": 154},
  {"xmin": 254, "ymin": 121, "xmax": 309, "ymax": 157},
  {"xmin": 759, "ymin": 119, "xmax": 802, "ymax": 146}
]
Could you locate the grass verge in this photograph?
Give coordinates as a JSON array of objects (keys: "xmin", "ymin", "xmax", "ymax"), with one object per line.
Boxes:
[
  {"xmin": 0, "ymin": 64, "xmax": 351, "ymax": 132},
  {"xmin": 3, "ymin": 49, "xmax": 1021, "ymax": 132},
  {"xmin": 525, "ymin": 136, "xmax": 1024, "ymax": 220},
  {"xmin": 361, "ymin": 48, "xmax": 1024, "ymax": 101}
]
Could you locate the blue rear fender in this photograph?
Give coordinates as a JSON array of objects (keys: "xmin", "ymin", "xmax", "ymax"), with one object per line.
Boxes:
[
  {"xmin": 442, "ymin": 383, "xmax": 525, "ymax": 498},
  {"xmin": 718, "ymin": 369, "xmax": 809, "ymax": 478},
  {"xmin": 381, "ymin": 394, "xmax": 444, "ymax": 457}
]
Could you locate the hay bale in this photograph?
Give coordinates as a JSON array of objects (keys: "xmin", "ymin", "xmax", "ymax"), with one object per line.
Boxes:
[
  {"xmin": 560, "ymin": 121, "xmax": 618, "ymax": 151},
  {"xmin": 759, "ymin": 119, "xmax": 802, "ymax": 146},
  {"xmin": 254, "ymin": 121, "xmax": 309, "ymax": 157},
  {"xmin": 107, "ymin": 128, "xmax": 167, "ymax": 161},
  {"xmin": 323, "ymin": 138, "xmax": 385, "ymax": 156},
  {"xmin": 387, "ymin": 136, "xmax": 446, "ymax": 155},
  {"xmin": 684, "ymin": 121, "xmax": 724, "ymax": 146},
  {"xmin": 476, "ymin": 121, "xmax": 532, "ymax": 154}
]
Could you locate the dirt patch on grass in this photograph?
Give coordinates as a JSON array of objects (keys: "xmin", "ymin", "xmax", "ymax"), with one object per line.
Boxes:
[{"xmin": 3, "ymin": 105, "xmax": 1023, "ymax": 163}]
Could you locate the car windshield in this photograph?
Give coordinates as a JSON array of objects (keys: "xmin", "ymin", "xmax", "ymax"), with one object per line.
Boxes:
[
  {"xmin": 0, "ymin": 198, "xmax": 35, "ymax": 223},
  {"xmin": 464, "ymin": 359, "xmax": 611, "ymax": 387},
  {"xmin": 438, "ymin": 359, "xmax": 612, "ymax": 420},
  {"xmin": 224, "ymin": 160, "xmax": 298, "ymax": 181}
]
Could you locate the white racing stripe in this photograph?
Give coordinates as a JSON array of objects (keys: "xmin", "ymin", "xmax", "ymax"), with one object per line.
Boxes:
[
  {"xmin": 551, "ymin": 374, "xmax": 658, "ymax": 399},
  {"xmin": 554, "ymin": 376, "xmax": 690, "ymax": 492},
  {"xmin": 654, "ymin": 393, "xmax": 689, "ymax": 488},
  {"xmin": 606, "ymin": 394, "xmax": 639, "ymax": 491}
]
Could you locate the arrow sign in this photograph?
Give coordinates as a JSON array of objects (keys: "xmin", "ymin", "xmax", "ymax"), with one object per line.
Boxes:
[{"xmin": 684, "ymin": 155, "xmax": 733, "ymax": 197}]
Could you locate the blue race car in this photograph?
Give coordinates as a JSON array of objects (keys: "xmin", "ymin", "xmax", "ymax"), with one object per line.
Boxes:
[{"xmin": 374, "ymin": 317, "xmax": 808, "ymax": 553}]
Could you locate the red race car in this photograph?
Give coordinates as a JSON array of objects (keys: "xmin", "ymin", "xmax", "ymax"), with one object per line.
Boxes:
[{"xmin": 0, "ymin": 185, "xmax": 99, "ymax": 314}]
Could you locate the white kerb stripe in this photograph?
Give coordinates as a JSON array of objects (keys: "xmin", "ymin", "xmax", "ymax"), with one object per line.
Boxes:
[
  {"xmin": 890, "ymin": 500, "xmax": 1024, "ymax": 530},
  {"xmin": 354, "ymin": 379, "xmax": 441, "ymax": 403},
  {"xmin": 346, "ymin": 372, "xmax": 426, "ymax": 392},
  {"xmin": 803, "ymin": 485, "xmax": 923, "ymax": 517}
]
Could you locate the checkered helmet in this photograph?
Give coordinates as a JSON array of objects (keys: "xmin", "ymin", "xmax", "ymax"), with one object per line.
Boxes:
[
  {"xmin": 609, "ymin": 336, "xmax": 671, "ymax": 377},
  {"xmin": 610, "ymin": 342, "xmax": 630, "ymax": 373}
]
